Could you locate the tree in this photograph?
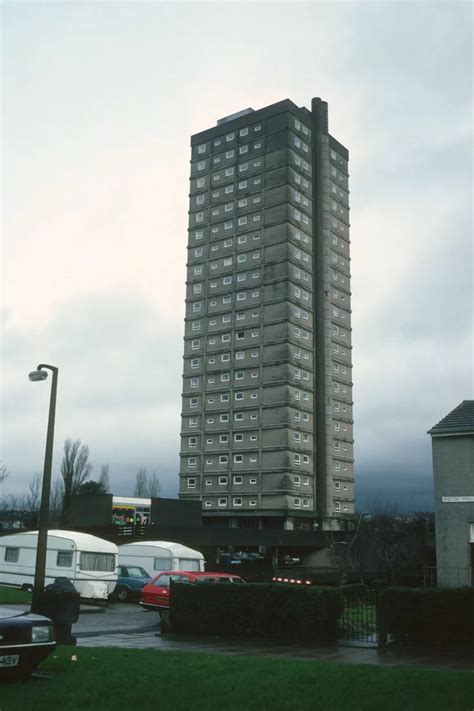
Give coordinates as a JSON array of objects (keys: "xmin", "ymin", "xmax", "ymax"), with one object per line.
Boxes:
[
  {"xmin": 78, "ymin": 480, "xmax": 107, "ymax": 495},
  {"xmin": 134, "ymin": 468, "xmax": 148, "ymax": 497},
  {"xmin": 23, "ymin": 473, "xmax": 41, "ymax": 527},
  {"xmin": 99, "ymin": 465, "xmax": 110, "ymax": 493},
  {"xmin": 148, "ymin": 470, "xmax": 161, "ymax": 498},
  {"xmin": 49, "ymin": 478, "xmax": 64, "ymax": 527},
  {"xmin": 0, "ymin": 462, "xmax": 10, "ymax": 484},
  {"xmin": 60, "ymin": 438, "xmax": 93, "ymax": 523}
]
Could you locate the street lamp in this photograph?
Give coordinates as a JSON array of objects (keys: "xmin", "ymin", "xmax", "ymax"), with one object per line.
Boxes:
[{"xmin": 28, "ymin": 364, "xmax": 58, "ymax": 613}]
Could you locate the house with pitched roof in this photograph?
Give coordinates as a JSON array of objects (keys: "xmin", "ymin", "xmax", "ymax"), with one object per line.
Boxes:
[{"xmin": 428, "ymin": 400, "xmax": 474, "ymax": 587}]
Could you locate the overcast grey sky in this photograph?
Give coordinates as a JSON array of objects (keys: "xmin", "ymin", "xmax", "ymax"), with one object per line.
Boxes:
[{"xmin": 1, "ymin": 1, "xmax": 472, "ymax": 512}]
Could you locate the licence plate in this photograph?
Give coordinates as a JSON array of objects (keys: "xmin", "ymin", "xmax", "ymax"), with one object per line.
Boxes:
[{"xmin": 0, "ymin": 655, "xmax": 20, "ymax": 668}]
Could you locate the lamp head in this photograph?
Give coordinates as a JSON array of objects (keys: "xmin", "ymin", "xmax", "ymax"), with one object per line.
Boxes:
[{"xmin": 29, "ymin": 369, "xmax": 48, "ymax": 382}]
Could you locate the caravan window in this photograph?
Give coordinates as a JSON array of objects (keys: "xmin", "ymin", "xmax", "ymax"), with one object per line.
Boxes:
[
  {"xmin": 57, "ymin": 551, "xmax": 73, "ymax": 568},
  {"xmin": 178, "ymin": 558, "xmax": 201, "ymax": 571},
  {"xmin": 153, "ymin": 557, "xmax": 172, "ymax": 571},
  {"xmin": 5, "ymin": 547, "xmax": 19, "ymax": 563},
  {"xmin": 79, "ymin": 552, "xmax": 115, "ymax": 572}
]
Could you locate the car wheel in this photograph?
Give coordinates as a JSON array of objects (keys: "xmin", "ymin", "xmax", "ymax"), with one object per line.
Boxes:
[{"xmin": 117, "ymin": 586, "xmax": 129, "ymax": 602}]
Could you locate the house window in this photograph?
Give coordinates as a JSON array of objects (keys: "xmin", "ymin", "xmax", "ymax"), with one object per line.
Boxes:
[
  {"xmin": 218, "ymin": 498, "xmax": 228, "ymax": 507},
  {"xmin": 334, "ymin": 502, "xmax": 341, "ymax": 511},
  {"xmin": 219, "ymin": 434, "xmax": 228, "ymax": 443},
  {"xmin": 233, "ymin": 476, "xmax": 243, "ymax": 484},
  {"xmin": 204, "ymin": 501, "xmax": 212, "ymax": 508},
  {"xmin": 249, "ymin": 479, "xmax": 257, "ymax": 485},
  {"xmin": 219, "ymin": 476, "xmax": 228, "ymax": 485},
  {"xmin": 235, "ymin": 392, "xmax": 244, "ymax": 401},
  {"xmin": 249, "ymin": 500, "xmax": 257, "ymax": 506},
  {"xmin": 219, "ymin": 456, "xmax": 228, "ymax": 464},
  {"xmin": 234, "ymin": 434, "xmax": 244, "ymax": 442},
  {"xmin": 234, "ymin": 413, "xmax": 244, "ymax": 421},
  {"xmin": 187, "ymin": 478, "xmax": 196, "ymax": 488},
  {"xmin": 189, "ymin": 417, "xmax": 198, "ymax": 428},
  {"xmin": 294, "ymin": 498, "xmax": 301, "ymax": 508},
  {"xmin": 234, "ymin": 455, "xmax": 243, "ymax": 463},
  {"xmin": 233, "ymin": 498, "xmax": 243, "ymax": 506},
  {"xmin": 188, "ymin": 457, "xmax": 197, "ymax": 467},
  {"xmin": 220, "ymin": 414, "xmax": 229, "ymax": 422}
]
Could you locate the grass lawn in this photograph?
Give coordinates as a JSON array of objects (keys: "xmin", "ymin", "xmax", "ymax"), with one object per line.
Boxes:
[
  {"xmin": 0, "ymin": 584, "xmax": 31, "ymax": 604},
  {"xmin": 2, "ymin": 647, "xmax": 473, "ymax": 711}
]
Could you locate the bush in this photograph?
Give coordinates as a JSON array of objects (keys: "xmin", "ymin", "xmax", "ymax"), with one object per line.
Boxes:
[
  {"xmin": 170, "ymin": 582, "xmax": 343, "ymax": 642},
  {"xmin": 341, "ymin": 583, "xmax": 369, "ymax": 598},
  {"xmin": 369, "ymin": 579, "xmax": 389, "ymax": 594},
  {"xmin": 379, "ymin": 587, "xmax": 474, "ymax": 650}
]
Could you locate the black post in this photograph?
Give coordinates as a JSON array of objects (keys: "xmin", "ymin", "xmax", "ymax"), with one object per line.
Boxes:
[{"xmin": 30, "ymin": 364, "xmax": 58, "ymax": 613}]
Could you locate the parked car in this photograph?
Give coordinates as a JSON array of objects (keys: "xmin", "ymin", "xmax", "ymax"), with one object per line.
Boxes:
[
  {"xmin": 0, "ymin": 606, "xmax": 56, "ymax": 681},
  {"xmin": 140, "ymin": 571, "xmax": 245, "ymax": 612},
  {"xmin": 111, "ymin": 565, "xmax": 151, "ymax": 602}
]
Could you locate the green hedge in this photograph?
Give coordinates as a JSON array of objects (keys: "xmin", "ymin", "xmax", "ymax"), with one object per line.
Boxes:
[
  {"xmin": 378, "ymin": 587, "xmax": 474, "ymax": 649},
  {"xmin": 170, "ymin": 582, "xmax": 343, "ymax": 642},
  {"xmin": 341, "ymin": 583, "xmax": 369, "ymax": 598}
]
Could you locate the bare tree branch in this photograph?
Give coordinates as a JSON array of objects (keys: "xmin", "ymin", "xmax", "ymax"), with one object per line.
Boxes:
[
  {"xmin": 134, "ymin": 468, "xmax": 148, "ymax": 497},
  {"xmin": 148, "ymin": 470, "xmax": 161, "ymax": 498},
  {"xmin": 99, "ymin": 464, "xmax": 110, "ymax": 493},
  {"xmin": 0, "ymin": 462, "xmax": 10, "ymax": 485}
]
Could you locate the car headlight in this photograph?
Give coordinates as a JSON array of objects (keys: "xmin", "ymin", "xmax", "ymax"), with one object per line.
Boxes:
[{"xmin": 32, "ymin": 625, "xmax": 53, "ymax": 643}]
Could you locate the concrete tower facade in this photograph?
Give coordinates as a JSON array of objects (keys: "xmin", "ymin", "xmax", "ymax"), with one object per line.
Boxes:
[{"xmin": 179, "ymin": 98, "xmax": 354, "ymax": 530}]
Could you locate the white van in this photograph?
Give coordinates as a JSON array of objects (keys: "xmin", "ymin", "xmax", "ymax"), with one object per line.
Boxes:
[
  {"xmin": 118, "ymin": 541, "xmax": 204, "ymax": 577},
  {"xmin": 0, "ymin": 530, "xmax": 118, "ymax": 600}
]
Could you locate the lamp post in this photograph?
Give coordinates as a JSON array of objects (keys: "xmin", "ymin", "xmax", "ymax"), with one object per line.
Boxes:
[{"xmin": 28, "ymin": 364, "xmax": 58, "ymax": 612}]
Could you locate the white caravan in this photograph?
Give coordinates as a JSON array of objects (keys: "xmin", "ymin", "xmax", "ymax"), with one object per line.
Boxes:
[
  {"xmin": 118, "ymin": 541, "xmax": 204, "ymax": 577},
  {"xmin": 0, "ymin": 530, "xmax": 118, "ymax": 600}
]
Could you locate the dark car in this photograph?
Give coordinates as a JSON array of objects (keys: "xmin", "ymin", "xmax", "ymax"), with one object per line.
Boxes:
[
  {"xmin": 0, "ymin": 606, "xmax": 56, "ymax": 681},
  {"xmin": 111, "ymin": 565, "xmax": 152, "ymax": 602}
]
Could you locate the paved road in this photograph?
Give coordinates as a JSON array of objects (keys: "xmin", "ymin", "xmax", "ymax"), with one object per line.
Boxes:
[
  {"xmin": 70, "ymin": 604, "xmax": 474, "ymax": 670},
  {"xmin": 11, "ymin": 602, "xmax": 473, "ymax": 669}
]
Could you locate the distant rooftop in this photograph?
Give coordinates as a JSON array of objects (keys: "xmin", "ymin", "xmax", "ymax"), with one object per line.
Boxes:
[
  {"xmin": 217, "ymin": 108, "xmax": 254, "ymax": 125},
  {"xmin": 428, "ymin": 400, "xmax": 474, "ymax": 436}
]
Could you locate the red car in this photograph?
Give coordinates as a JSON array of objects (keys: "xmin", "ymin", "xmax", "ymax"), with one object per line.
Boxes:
[{"xmin": 140, "ymin": 571, "xmax": 244, "ymax": 612}]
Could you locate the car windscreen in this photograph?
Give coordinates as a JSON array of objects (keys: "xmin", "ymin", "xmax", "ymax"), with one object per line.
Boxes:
[{"xmin": 126, "ymin": 566, "xmax": 149, "ymax": 578}]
